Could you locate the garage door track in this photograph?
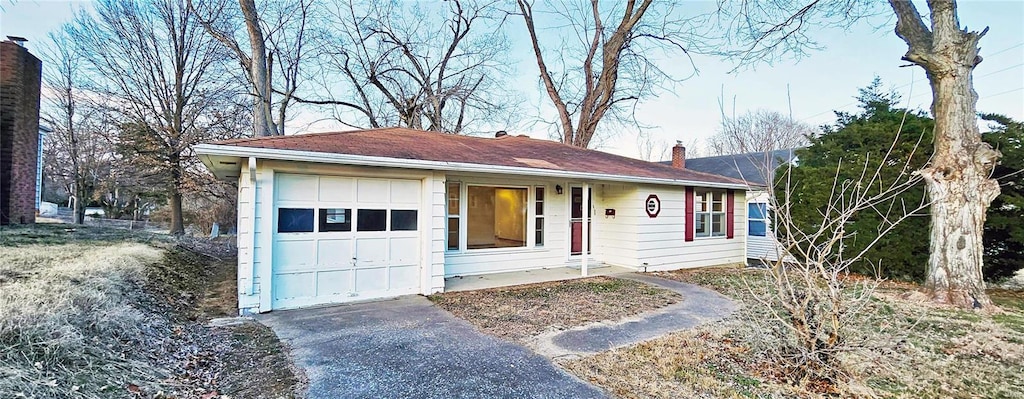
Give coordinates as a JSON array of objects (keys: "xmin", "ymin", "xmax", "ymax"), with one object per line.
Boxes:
[{"xmin": 258, "ymin": 296, "xmax": 607, "ymax": 399}]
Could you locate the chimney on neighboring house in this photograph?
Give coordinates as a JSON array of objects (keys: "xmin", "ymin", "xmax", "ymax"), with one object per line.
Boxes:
[
  {"xmin": 671, "ymin": 141, "xmax": 686, "ymax": 169},
  {"xmin": 0, "ymin": 37, "xmax": 43, "ymax": 225}
]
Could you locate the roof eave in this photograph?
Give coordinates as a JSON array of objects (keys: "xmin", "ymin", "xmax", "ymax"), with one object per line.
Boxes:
[{"xmin": 193, "ymin": 143, "xmax": 749, "ymax": 190}]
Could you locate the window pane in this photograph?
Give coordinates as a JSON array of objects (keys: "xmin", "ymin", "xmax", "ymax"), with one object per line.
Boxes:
[
  {"xmin": 319, "ymin": 208, "xmax": 352, "ymax": 232},
  {"xmin": 278, "ymin": 208, "xmax": 314, "ymax": 233},
  {"xmin": 712, "ymin": 194, "xmax": 724, "ymax": 212},
  {"xmin": 447, "ymin": 217, "xmax": 460, "ymax": 250},
  {"xmin": 695, "ymin": 194, "xmax": 706, "ymax": 212},
  {"xmin": 357, "ymin": 209, "xmax": 387, "ymax": 231},
  {"xmin": 749, "ymin": 220, "xmax": 767, "ymax": 237},
  {"xmin": 391, "ymin": 210, "xmax": 418, "ymax": 231},
  {"xmin": 447, "ymin": 182, "xmax": 460, "ymax": 215},
  {"xmin": 712, "ymin": 213, "xmax": 725, "ymax": 236},
  {"xmin": 535, "ymin": 217, "xmax": 544, "ymax": 246},
  {"xmin": 468, "ymin": 186, "xmax": 527, "ymax": 249},
  {"xmin": 749, "ymin": 203, "xmax": 766, "ymax": 219},
  {"xmin": 695, "ymin": 213, "xmax": 709, "ymax": 237},
  {"xmin": 535, "ymin": 187, "xmax": 545, "ymax": 201},
  {"xmin": 571, "ymin": 187, "xmax": 583, "ymax": 219}
]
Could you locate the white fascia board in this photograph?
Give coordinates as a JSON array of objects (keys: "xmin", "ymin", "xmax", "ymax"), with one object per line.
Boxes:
[{"xmin": 194, "ymin": 143, "xmax": 750, "ymax": 190}]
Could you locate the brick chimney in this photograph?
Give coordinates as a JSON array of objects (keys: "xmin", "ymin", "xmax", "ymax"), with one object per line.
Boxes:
[
  {"xmin": 671, "ymin": 141, "xmax": 686, "ymax": 169},
  {"xmin": 0, "ymin": 38, "xmax": 43, "ymax": 225}
]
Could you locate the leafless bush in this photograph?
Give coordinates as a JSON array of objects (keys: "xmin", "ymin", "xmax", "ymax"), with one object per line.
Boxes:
[{"xmin": 744, "ymin": 129, "xmax": 929, "ymax": 391}]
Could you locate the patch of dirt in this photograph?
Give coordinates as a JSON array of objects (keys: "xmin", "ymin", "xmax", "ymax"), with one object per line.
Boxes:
[
  {"xmin": 429, "ymin": 276, "xmax": 680, "ymax": 344},
  {"xmin": 155, "ymin": 240, "xmax": 302, "ymax": 399}
]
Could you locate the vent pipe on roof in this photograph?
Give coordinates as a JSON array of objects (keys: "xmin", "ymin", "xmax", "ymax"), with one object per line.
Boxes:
[
  {"xmin": 495, "ymin": 130, "xmax": 508, "ymax": 138},
  {"xmin": 672, "ymin": 141, "xmax": 686, "ymax": 169}
]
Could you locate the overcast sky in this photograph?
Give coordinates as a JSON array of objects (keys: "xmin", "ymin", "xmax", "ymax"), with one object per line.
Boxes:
[{"xmin": 3, "ymin": 0, "xmax": 1022, "ymax": 160}]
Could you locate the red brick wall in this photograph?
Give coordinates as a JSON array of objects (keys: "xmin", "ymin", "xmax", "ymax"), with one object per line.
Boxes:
[{"xmin": 0, "ymin": 40, "xmax": 42, "ymax": 225}]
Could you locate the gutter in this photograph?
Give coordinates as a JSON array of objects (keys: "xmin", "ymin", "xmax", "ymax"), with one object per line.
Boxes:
[{"xmin": 194, "ymin": 143, "xmax": 750, "ymax": 190}]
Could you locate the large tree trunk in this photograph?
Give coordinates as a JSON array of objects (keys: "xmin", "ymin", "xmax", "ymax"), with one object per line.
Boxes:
[
  {"xmin": 168, "ymin": 153, "xmax": 186, "ymax": 235},
  {"xmin": 239, "ymin": 0, "xmax": 277, "ymax": 137},
  {"xmin": 921, "ymin": 63, "xmax": 1001, "ymax": 309},
  {"xmin": 168, "ymin": 190, "xmax": 185, "ymax": 235},
  {"xmin": 889, "ymin": 0, "xmax": 1001, "ymax": 310}
]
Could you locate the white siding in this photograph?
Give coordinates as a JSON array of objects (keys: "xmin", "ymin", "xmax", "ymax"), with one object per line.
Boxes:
[
  {"xmin": 597, "ymin": 184, "xmax": 747, "ymax": 272},
  {"xmin": 592, "ymin": 184, "xmax": 639, "ymax": 268},
  {"xmin": 426, "ymin": 172, "xmax": 446, "ymax": 293},
  {"xmin": 236, "ymin": 158, "xmax": 259, "ymax": 313}
]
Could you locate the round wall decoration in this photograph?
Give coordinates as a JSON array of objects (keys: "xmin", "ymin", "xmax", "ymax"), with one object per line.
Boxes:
[{"xmin": 645, "ymin": 194, "xmax": 661, "ymax": 218}]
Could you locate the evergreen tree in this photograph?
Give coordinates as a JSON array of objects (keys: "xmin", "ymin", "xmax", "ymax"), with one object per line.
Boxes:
[
  {"xmin": 781, "ymin": 80, "xmax": 933, "ymax": 281},
  {"xmin": 980, "ymin": 114, "xmax": 1024, "ymax": 281},
  {"xmin": 781, "ymin": 80, "xmax": 1024, "ymax": 282}
]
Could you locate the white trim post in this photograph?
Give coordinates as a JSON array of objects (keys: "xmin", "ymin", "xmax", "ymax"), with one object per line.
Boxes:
[{"xmin": 582, "ymin": 182, "xmax": 590, "ymax": 277}]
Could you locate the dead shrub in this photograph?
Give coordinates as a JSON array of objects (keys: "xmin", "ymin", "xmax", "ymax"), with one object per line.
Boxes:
[{"xmin": 747, "ymin": 130, "xmax": 930, "ymax": 392}]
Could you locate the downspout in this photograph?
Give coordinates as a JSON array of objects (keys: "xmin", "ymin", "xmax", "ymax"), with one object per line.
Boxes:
[{"xmin": 244, "ymin": 156, "xmax": 257, "ymax": 295}]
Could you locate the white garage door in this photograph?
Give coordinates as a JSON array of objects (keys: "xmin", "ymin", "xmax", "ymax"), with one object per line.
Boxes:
[{"xmin": 271, "ymin": 173, "xmax": 422, "ymax": 310}]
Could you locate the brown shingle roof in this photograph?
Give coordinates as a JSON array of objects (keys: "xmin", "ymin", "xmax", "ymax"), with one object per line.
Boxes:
[{"xmin": 212, "ymin": 127, "xmax": 746, "ymax": 186}]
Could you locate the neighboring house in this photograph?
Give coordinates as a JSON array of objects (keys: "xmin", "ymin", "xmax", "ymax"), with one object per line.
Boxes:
[
  {"xmin": 196, "ymin": 128, "xmax": 751, "ymax": 314},
  {"xmin": 663, "ymin": 148, "xmax": 798, "ymax": 263}
]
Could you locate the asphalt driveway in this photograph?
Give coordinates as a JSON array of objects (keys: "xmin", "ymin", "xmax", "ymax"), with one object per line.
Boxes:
[{"xmin": 258, "ymin": 296, "xmax": 607, "ymax": 399}]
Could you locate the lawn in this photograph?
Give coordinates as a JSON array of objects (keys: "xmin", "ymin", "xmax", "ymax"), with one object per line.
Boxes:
[
  {"xmin": 563, "ymin": 268, "xmax": 1024, "ymax": 399},
  {"xmin": 0, "ymin": 224, "xmax": 300, "ymax": 399},
  {"xmin": 430, "ymin": 276, "xmax": 681, "ymax": 344}
]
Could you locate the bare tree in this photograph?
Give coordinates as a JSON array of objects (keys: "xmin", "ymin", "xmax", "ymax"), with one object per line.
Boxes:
[
  {"xmin": 310, "ymin": 0, "xmax": 514, "ymax": 134},
  {"xmin": 67, "ymin": 0, "xmax": 247, "ymax": 234},
  {"xmin": 888, "ymin": 1, "xmax": 1001, "ymax": 309},
  {"xmin": 516, "ymin": 0, "xmax": 701, "ymax": 148},
  {"xmin": 636, "ymin": 130, "xmax": 670, "ymax": 162},
  {"xmin": 39, "ymin": 30, "xmax": 119, "ymax": 224},
  {"xmin": 718, "ymin": 1, "xmax": 1001, "ymax": 310},
  {"xmin": 189, "ymin": 0, "xmax": 314, "ymax": 137},
  {"xmin": 709, "ymin": 109, "xmax": 815, "ymax": 155}
]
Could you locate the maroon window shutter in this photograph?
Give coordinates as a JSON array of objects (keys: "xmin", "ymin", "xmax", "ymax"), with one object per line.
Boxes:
[
  {"xmin": 726, "ymin": 190, "xmax": 735, "ymax": 239},
  {"xmin": 685, "ymin": 187, "xmax": 694, "ymax": 242}
]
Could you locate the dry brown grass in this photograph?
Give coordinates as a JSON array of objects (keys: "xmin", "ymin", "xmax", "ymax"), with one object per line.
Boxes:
[
  {"xmin": 0, "ymin": 243, "xmax": 168, "ymax": 398},
  {"xmin": 0, "ymin": 224, "xmax": 301, "ymax": 399},
  {"xmin": 561, "ymin": 267, "xmax": 1024, "ymax": 399},
  {"xmin": 429, "ymin": 276, "xmax": 681, "ymax": 344}
]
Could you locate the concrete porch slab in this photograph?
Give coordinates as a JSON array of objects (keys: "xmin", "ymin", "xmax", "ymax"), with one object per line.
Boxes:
[{"xmin": 444, "ymin": 265, "xmax": 635, "ymax": 292}]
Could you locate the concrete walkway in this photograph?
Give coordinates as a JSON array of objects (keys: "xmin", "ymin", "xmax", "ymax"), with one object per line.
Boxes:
[
  {"xmin": 532, "ymin": 273, "xmax": 739, "ymax": 359},
  {"xmin": 259, "ymin": 296, "xmax": 607, "ymax": 399}
]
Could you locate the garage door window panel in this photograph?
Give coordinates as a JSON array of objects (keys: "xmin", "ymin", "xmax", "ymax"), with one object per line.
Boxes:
[
  {"xmin": 391, "ymin": 210, "xmax": 418, "ymax": 231},
  {"xmin": 357, "ymin": 209, "xmax": 387, "ymax": 232},
  {"xmin": 278, "ymin": 208, "xmax": 314, "ymax": 233},
  {"xmin": 319, "ymin": 208, "xmax": 352, "ymax": 232}
]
